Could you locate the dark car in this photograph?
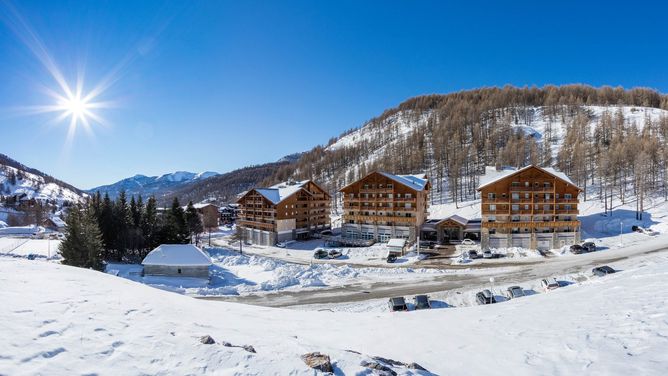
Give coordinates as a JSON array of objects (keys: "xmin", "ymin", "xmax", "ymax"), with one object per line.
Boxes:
[
  {"xmin": 414, "ymin": 295, "xmax": 431, "ymax": 309},
  {"xmin": 592, "ymin": 265, "xmax": 616, "ymax": 276},
  {"xmin": 388, "ymin": 297, "xmax": 408, "ymax": 311},
  {"xmin": 419, "ymin": 240, "xmax": 435, "ymax": 249},
  {"xmin": 320, "ymin": 230, "xmax": 333, "ymax": 236},
  {"xmin": 328, "ymin": 249, "xmax": 342, "ymax": 259},
  {"xmin": 313, "ymin": 249, "xmax": 329, "ymax": 259},
  {"xmin": 386, "ymin": 253, "xmax": 398, "ymax": 263},
  {"xmin": 569, "ymin": 244, "xmax": 584, "ymax": 254},
  {"xmin": 582, "ymin": 242, "xmax": 597, "ymax": 252},
  {"xmin": 476, "ymin": 289, "xmax": 496, "ymax": 305},
  {"xmin": 467, "ymin": 250, "xmax": 479, "ymax": 259}
]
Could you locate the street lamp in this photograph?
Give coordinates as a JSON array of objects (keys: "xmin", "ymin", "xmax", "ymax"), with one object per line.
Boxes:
[{"xmin": 489, "ymin": 276, "xmax": 495, "ymax": 301}]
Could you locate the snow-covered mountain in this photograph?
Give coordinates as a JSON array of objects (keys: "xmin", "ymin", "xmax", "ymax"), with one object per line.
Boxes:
[
  {"xmin": 0, "ymin": 154, "xmax": 84, "ymax": 205},
  {"xmin": 88, "ymin": 171, "xmax": 219, "ymax": 199}
]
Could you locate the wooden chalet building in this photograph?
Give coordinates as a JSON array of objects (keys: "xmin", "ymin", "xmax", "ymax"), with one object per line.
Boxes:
[
  {"xmin": 340, "ymin": 171, "xmax": 430, "ymax": 242},
  {"xmin": 478, "ymin": 165, "xmax": 582, "ymax": 251},
  {"xmin": 236, "ymin": 180, "xmax": 331, "ymax": 245}
]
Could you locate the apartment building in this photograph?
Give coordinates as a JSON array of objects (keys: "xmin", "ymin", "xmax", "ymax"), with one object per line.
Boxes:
[
  {"xmin": 478, "ymin": 165, "xmax": 582, "ymax": 251},
  {"xmin": 236, "ymin": 180, "xmax": 330, "ymax": 245},
  {"xmin": 340, "ymin": 171, "xmax": 430, "ymax": 242}
]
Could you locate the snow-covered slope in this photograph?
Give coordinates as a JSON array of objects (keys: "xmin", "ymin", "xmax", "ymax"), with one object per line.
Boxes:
[
  {"xmin": 88, "ymin": 170, "xmax": 220, "ymax": 199},
  {"xmin": 0, "ymin": 157, "xmax": 83, "ymax": 205},
  {"xmin": 1, "ymin": 254, "xmax": 667, "ymax": 375}
]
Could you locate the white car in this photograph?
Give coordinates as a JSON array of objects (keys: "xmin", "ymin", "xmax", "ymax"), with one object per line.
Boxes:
[
  {"xmin": 541, "ymin": 278, "xmax": 560, "ymax": 292},
  {"xmin": 461, "ymin": 239, "xmax": 476, "ymax": 245}
]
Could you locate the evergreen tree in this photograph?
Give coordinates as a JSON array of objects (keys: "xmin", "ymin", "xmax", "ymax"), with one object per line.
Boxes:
[
  {"xmin": 142, "ymin": 196, "xmax": 159, "ymax": 251},
  {"xmin": 60, "ymin": 206, "xmax": 104, "ymax": 270},
  {"xmin": 185, "ymin": 201, "xmax": 204, "ymax": 244}
]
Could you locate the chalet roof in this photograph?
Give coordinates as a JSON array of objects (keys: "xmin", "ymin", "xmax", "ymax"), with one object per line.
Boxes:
[
  {"xmin": 341, "ymin": 171, "xmax": 429, "ymax": 192},
  {"xmin": 378, "ymin": 172, "xmax": 429, "ymax": 192},
  {"xmin": 253, "ymin": 180, "xmax": 311, "ymax": 205},
  {"xmin": 436, "ymin": 214, "xmax": 468, "ymax": 227},
  {"xmin": 49, "ymin": 216, "xmax": 66, "ymax": 227},
  {"xmin": 142, "ymin": 244, "xmax": 212, "ymax": 267},
  {"xmin": 182, "ymin": 203, "xmax": 219, "ymax": 210},
  {"xmin": 477, "ymin": 165, "xmax": 579, "ymax": 190}
]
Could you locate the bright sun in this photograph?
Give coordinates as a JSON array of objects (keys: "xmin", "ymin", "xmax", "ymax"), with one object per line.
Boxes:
[{"xmin": 61, "ymin": 95, "xmax": 89, "ymax": 119}]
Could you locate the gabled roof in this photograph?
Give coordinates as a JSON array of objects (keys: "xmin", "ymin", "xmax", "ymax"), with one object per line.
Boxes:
[
  {"xmin": 142, "ymin": 244, "xmax": 212, "ymax": 267},
  {"xmin": 254, "ymin": 180, "xmax": 311, "ymax": 205},
  {"xmin": 340, "ymin": 171, "xmax": 429, "ymax": 192},
  {"xmin": 477, "ymin": 165, "xmax": 581, "ymax": 191},
  {"xmin": 435, "ymin": 214, "xmax": 468, "ymax": 227}
]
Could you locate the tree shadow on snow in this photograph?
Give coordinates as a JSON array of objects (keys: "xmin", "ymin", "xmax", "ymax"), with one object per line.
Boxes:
[{"xmin": 579, "ymin": 208, "xmax": 658, "ymax": 238}]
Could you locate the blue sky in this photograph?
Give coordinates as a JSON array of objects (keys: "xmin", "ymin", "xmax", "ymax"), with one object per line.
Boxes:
[{"xmin": 0, "ymin": 0, "xmax": 666, "ymax": 189}]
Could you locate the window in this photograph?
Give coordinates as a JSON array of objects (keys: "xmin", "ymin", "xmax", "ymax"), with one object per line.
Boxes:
[
  {"xmin": 387, "ymin": 184, "xmax": 393, "ymax": 189},
  {"xmin": 488, "ymin": 216, "xmax": 496, "ymax": 222},
  {"xmin": 511, "ymin": 204, "xmax": 519, "ymax": 211},
  {"xmin": 544, "ymin": 182, "xmax": 551, "ymax": 188},
  {"xmin": 564, "ymin": 204, "xmax": 572, "ymax": 211},
  {"xmin": 524, "ymin": 204, "xmax": 529, "ymax": 210},
  {"xmin": 543, "ymin": 204, "xmax": 550, "ymax": 211},
  {"xmin": 489, "ymin": 204, "xmax": 497, "ymax": 212},
  {"xmin": 489, "ymin": 228, "xmax": 496, "ymax": 234},
  {"xmin": 512, "ymin": 216, "xmax": 520, "ymax": 222},
  {"xmin": 397, "ymin": 193, "xmax": 402, "ymax": 198},
  {"xmin": 525, "ymin": 181, "xmax": 530, "ymax": 187},
  {"xmin": 511, "ymin": 182, "xmax": 520, "ymax": 187},
  {"xmin": 525, "ymin": 193, "xmax": 530, "ymax": 199},
  {"xmin": 177, "ymin": 268, "xmax": 182, "ymax": 274},
  {"xmin": 564, "ymin": 193, "xmax": 572, "ymax": 200},
  {"xmin": 511, "ymin": 193, "xmax": 519, "ymax": 200},
  {"xmin": 363, "ymin": 184, "xmax": 369, "ymax": 189},
  {"xmin": 488, "ymin": 192, "xmax": 496, "ymax": 199},
  {"xmin": 406, "ymin": 193, "xmax": 412, "ymax": 199},
  {"xmin": 545, "ymin": 193, "xmax": 551, "ymax": 200}
]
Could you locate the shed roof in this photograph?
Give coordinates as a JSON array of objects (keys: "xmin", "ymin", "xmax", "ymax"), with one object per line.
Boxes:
[
  {"xmin": 387, "ymin": 238, "xmax": 407, "ymax": 248},
  {"xmin": 142, "ymin": 244, "xmax": 212, "ymax": 267}
]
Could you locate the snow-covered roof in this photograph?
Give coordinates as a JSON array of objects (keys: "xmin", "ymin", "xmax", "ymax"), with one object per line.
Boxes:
[
  {"xmin": 49, "ymin": 216, "xmax": 66, "ymax": 227},
  {"xmin": 142, "ymin": 244, "xmax": 212, "ymax": 267},
  {"xmin": 377, "ymin": 172, "xmax": 429, "ymax": 191},
  {"xmin": 254, "ymin": 180, "xmax": 311, "ymax": 205},
  {"xmin": 477, "ymin": 165, "xmax": 578, "ymax": 190},
  {"xmin": 387, "ymin": 238, "xmax": 407, "ymax": 248},
  {"xmin": 182, "ymin": 203, "xmax": 218, "ymax": 210},
  {"xmin": 437, "ymin": 214, "xmax": 468, "ymax": 227}
]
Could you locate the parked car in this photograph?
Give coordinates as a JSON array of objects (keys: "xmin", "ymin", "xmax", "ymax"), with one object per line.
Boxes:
[
  {"xmin": 320, "ymin": 230, "xmax": 333, "ymax": 236},
  {"xmin": 328, "ymin": 249, "xmax": 343, "ymax": 259},
  {"xmin": 582, "ymin": 242, "xmax": 597, "ymax": 253},
  {"xmin": 414, "ymin": 295, "xmax": 431, "ymax": 309},
  {"xmin": 461, "ymin": 239, "xmax": 476, "ymax": 245},
  {"xmin": 569, "ymin": 244, "xmax": 584, "ymax": 254},
  {"xmin": 386, "ymin": 253, "xmax": 398, "ymax": 263},
  {"xmin": 313, "ymin": 249, "xmax": 329, "ymax": 259},
  {"xmin": 541, "ymin": 278, "xmax": 560, "ymax": 292},
  {"xmin": 476, "ymin": 289, "xmax": 496, "ymax": 305},
  {"xmin": 467, "ymin": 250, "xmax": 479, "ymax": 259},
  {"xmin": 419, "ymin": 240, "xmax": 436, "ymax": 249},
  {"xmin": 482, "ymin": 250, "xmax": 494, "ymax": 259},
  {"xmin": 506, "ymin": 286, "xmax": 525, "ymax": 299},
  {"xmin": 592, "ymin": 265, "xmax": 616, "ymax": 276},
  {"xmin": 388, "ymin": 297, "xmax": 408, "ymax": 311}
]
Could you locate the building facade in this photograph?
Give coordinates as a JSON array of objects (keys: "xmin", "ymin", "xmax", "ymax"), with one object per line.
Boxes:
[
  {"xmin": 340, "ymin": 172, "xmax": 430, "ymax": 243},
  {"xmin": 478, "ymin": 165, "xmax": 582, "ymax": 251},
  {"xmin": 236, "ymin": 180, "xmax": 331, "ymax": 245}
]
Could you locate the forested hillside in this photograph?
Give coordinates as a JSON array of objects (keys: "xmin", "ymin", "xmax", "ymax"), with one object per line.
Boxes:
[{"xmin": 265, "ymin": 85, "xmax": 668, "ymax": 214}]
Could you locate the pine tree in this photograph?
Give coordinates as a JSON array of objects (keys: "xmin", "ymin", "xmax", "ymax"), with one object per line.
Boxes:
[
  {"xmin": 60, "ymin": 206, "xmax": 104, "ymax": 270},
  {"xmin": 185, "ymin": 201, "xmax": 204, "ymax": 244}
]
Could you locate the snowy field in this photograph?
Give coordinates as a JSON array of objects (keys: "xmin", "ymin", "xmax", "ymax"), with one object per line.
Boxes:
[
  {"xmin": 0, "ymin": 237, "xmax": 61, "ymax": 259},
  {"xmin": 2, "ymin": 249, "xmax": 667, "ymax": 375},
  {"xmin": 107, "ymin": 247, "xmax": 465, "ymax": 297}
]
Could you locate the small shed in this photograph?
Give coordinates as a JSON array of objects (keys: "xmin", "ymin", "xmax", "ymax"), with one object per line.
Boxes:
[
  {"xmin": 142, "ymin": 244, "xmax": 212, "ymax": 279},
  {"xmin": 386, "ymin": 238, "xmax": 407, "ymax": 255}
]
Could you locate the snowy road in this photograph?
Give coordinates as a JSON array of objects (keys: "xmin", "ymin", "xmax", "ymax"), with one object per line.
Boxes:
[{"xmin": 199, "ymin": 238, "xmax": 668, "ymax": 307}]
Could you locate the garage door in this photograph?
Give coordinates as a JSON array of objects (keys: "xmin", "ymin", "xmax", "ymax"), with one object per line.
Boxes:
[
  {"xmin": 489, "ymin": 238, "xmax": 507, "ymax": 249},
  {"xmin": 261, "ymin": 231, "xmax": 270, "ymax": 246},
  {"xmin": 536, "ymin": 239, "xmax": 552, "ymax": 251},
  {"xmin": 511, "ymin": 237, "xmax": 531, "ymax": 249}
]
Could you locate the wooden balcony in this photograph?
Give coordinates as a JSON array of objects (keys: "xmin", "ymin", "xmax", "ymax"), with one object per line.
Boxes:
[
  {"xmin": 237, "ymin": 220, "xmax": 275, "ymax": 230},
  {"xmin": 482, "ymin": 220, "xmax": 579, "ymax": 229},
  {"xmin": 344, "ymin": 215, "xmax": 416, "ymax": 223}
]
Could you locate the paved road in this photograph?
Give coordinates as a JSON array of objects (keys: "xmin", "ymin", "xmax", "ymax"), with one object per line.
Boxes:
[{"xmin": 198, "ymin": 241, "xmax": 668, "ymax": 307}]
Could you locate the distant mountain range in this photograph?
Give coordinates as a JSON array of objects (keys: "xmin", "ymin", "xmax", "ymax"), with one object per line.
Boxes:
[{"xmin": 86, "ymin": 171, "xmax": 220, "ymax": 200}]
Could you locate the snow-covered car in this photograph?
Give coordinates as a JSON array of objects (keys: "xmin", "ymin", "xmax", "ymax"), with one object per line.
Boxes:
[
  {"xmin": 276, "ymin": 242, "xmax": 286, "ymax": 248},
  {"xmin": 327, "ymin": 249, "xmax": 342, "ymax": 259},
  {"xmin": 506, "ymin": 286, "xmax": 525, "ymax": 299},
  {"xmin": 592, "ymin": 265, "xmax": 616, "ymax": 276},
  {"xmin": 569, "ymin": 244, "xmax": 584, "ymax": 254},
  {"xmin": 413, "ymin": 295, "xmax": 431, "ymax": 309},
  {"xmin": 482, "ymin": 250, "xmax": 494, "ymax": 259},
  {"xmin": 313, "ymin": 249, "xmax": 329, "ymax": 259},
  {"xmin": 476, "ymin": 290, "xmax": 496, "ymax": 305},
  {"xmin": 461, "ymin": 239, "xmax": 476, "ymax": 245},
  {"xmin": 541, "ymin": 278, "xmax": 560, "ymax": 292},
  {"xmin": 386, "ymin": 253, "xmax": 398, "ymax": 263},
  {"xmin": 388, "ymin": 297, "xmax": 408, "ymax": 311},
  {"xmin": 581, "ymin": 242, "xmax": 597, "ymax": 252},
  {"xmin": 467, "ymin": 250, "xmax": 479, "ymax": 259}
]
